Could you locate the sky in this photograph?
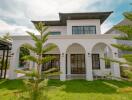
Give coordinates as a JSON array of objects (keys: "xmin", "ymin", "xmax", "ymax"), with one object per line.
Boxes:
[{"xmin": 0, "ymin": 0, "xmax": 131, "ymax": 36}]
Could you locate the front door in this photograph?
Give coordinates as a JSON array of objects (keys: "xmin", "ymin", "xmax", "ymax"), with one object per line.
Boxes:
[{"xmin": 71, "ymin": 54, "xmax": 85, "ymax": 74}]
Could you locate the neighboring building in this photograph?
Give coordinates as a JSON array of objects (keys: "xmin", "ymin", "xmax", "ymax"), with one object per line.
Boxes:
[
  {"xmin": 105, "ymin": 19, "xmax": 132, "ymax": 58},
  {"xmin": 9, "ymin": 12, "xmax": 121, "ymax": 81}
]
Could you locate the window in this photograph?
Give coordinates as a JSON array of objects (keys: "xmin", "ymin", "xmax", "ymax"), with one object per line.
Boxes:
[
  {"xmin": 71, "ymin": 54, "xmax": 85, "ymax": 74},
  {"xmin": 92, "ymin": 54, "xmax": 100, "ymax": 69},
  {"xmin": 42, "ymin": 54, "xmax": 60, "ymax": 71},
  {"xmin": 72, "ymin": 26, "xmax": 96, "ymax": 34},
  {"xmin": 50, "ymin": 32, "xmax": 61, "ymax": 35},
  {"xmin": 104, "ymin": 53, "xmax": 111, "ymax": 69}
]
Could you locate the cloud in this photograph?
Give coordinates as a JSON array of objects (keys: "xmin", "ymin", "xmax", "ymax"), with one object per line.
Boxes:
[
  {"xmin": 0, "ymin": 20, "xmax": 35, "ymax": 36},
  {"xmin": 0, "ymin": 0, "xmax": 130, "ymax": 35}
]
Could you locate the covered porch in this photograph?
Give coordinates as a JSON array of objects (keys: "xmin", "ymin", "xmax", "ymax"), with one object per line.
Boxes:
[{"xmin": 9, "ymin": 35, "xmax": 121, "ymax": 81}]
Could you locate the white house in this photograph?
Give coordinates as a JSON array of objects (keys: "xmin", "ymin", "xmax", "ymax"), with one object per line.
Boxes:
[{"xmin": 9, "ymin": 12, "xmax": 121, "ymax": 81}]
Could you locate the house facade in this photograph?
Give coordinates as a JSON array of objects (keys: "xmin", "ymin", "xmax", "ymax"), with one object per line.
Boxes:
[{"xmin": 9, "ymin": 12, "xmax": 121, "ymax": 81}]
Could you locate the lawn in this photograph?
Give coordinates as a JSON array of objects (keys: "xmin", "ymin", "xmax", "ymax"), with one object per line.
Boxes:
[{"xmin": 0, "ymin": 79, "xmax": 132, "ymax": 100}]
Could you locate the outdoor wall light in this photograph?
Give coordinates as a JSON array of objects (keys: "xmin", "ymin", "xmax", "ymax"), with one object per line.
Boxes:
[
  {"xmin": 62, "ymin": 53, "xmax": 64, "ymax": 57},
  {"xmin": 114, "ymin": 52, "xmax": 118, "ymax": 57},
  {"xmin": 114, "ymin": 52, "xmax": 117, "ymax": 55},
  {"xmin": 88, "ymin": 53, "xmax": 91, "ymax": 56},
  {"xmin": 11, "ymin": 53, "xmax": 14, "ymax": 56}
]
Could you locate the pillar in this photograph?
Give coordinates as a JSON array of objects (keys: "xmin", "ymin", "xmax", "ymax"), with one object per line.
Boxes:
[
  {"xmin": 85, "ymin": 52, "xmax": 93, "ymax": 81},
  {"xmin": 29, "ymin": 52, "xmax": 35, "ymax": 69},
  {"xmin": 100, "ymin": 52, "xmax": 106, "ymax": 74},
  {"xmin": 60, "ymin": 52, "xmax": 66, "ymax": 81},
  {"xmin": 9, "ymin": 46, "xmax": 19, "ymax": 79},
  {"xmin": 67, "ymin": 53, "xmax": 71, "ymax": 75},
  {"xmin": 111, "ymin": 52, "xmax": 120, "ymax": 79}
]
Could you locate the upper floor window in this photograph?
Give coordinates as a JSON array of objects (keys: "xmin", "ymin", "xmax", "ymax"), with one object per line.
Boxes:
[
  {"xmin": 72, "ymin": 26, "xmax": 96, "ymax": 34},
  {"xmin": 50, "ymin": 32, "xmax": 61, "ymax": 35}
]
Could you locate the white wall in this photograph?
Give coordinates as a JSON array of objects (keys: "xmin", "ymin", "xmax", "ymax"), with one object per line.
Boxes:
[{"xmin": 67, "ymin": 19, "xmax": 101, "ymax": 35}]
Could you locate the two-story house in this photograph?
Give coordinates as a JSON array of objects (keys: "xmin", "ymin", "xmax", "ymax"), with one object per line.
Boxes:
[{"xmin": 9, "ymin": 12, "xmax": 121, "ymax": 81}]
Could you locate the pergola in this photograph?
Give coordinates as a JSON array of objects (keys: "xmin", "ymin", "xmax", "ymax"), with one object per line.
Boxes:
[{"xmin": 0, "ymin": 40, "xmax": 12, "ymax": 79}]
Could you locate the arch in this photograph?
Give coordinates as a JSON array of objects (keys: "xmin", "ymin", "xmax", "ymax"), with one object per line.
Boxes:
[
  {"xmin": 43, "ymin": 43, "xmax": 60, "ymax": 54},
  {"xmin": 91, "ymin": 42, "xmax": 113, "ymax": 76},
  {"xmin": 92, "ymin": 42, "xmax": 112, "ymax": 58},
  {"xmin": 42, "ymin": 43, "xmax": 61, "ymax": 79},
  {"xmin": 66, "ymin": 43, "xmax": 86, "ymax": 75},
  {"xmin": 66, "ymin": 43, "xmax": 86, "ymax": 54},
  {"xmin": 19, "ymin": 46, "xmax": 30, "ymax": 68}
]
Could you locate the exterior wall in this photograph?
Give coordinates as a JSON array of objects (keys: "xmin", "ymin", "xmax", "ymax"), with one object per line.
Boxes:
[{"xmin": 67, "ymin": 19, "xmax": 101, "ymax": 35}]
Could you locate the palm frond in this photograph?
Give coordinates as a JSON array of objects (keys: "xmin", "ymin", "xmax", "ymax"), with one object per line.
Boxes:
[
  {"xmin": 123, "ymin": 54, "xmax": 132, "ymax": 62},
  {"xmin": 34, "ymin": 22, "xmax": 44, "ymax": 34},
  {"xmin": 41, "ymin": 26, "xmax": 48, "ymax": 35},
  {"xmin": 124, "ymin": 12, "xmax": 132, "ymax": 21},
  {"xmin": 42, "ymin": 32, "xmax": 49, "ymax": 43},
  {"xmin": 15, "ymin": 70, "xmax": 38, "ymax": 77},
  {"xmin": 21, "ymin": 43, "xmax": 37, "ymax": 53},
  {"xmin": 35, "ymin": 41, "xmax": 42, "ymax": 53},
  {"xmin": 124, "ymin": 70, "xmax": 132, "ymax": 79},
  {"xmin": 43, "ymin": 68, "xmax": 59, "ymax": 74},
  {"xmin": 22, "ymin": 55, "xmax": 38, "ymax": 63},
  {"xmin": 114, "ymin": 36, "xmax": 131, "ymax": 40},
  {"xmin": 38, "ymin": 79, "xmax": 48, "ymax": 88},
  {"xmin": 114, "ymin": 25, "xmax": 132, "ymax": 40},
  {"xmin": 26, "ymin": 31, "xmax": 40, "ymax": 42},
  {"xmin": 42, "ymin": 44, "xmax": 56, "ymax": 54},
  {"xmin": 45, "ymin": 72, "xmax": 61, "ymax": 77},
  {"xmin": 100, "ymin": 57, "xmax": 125, "ymax": 64},
  {"xmin": 111, "ymin": 44, "xmax": 132, "ymax": 51},
  {"xmin": 41, "ymin": 56, "xmax": 56, "ymax": 64}
]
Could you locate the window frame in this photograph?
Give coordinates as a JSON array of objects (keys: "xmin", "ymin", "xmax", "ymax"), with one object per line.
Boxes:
[
  {"xmin": 70, "ymin": 54, "xmax": 85, "ymax": 74},
  {"xmin": 50, "ymin": 31, "xmax": 61, "ymax": 35},
  {"xmin": 42, "ymin": 54, "xmax": 60, "ymax": 71},
  {"xmin": 72, "ymin": 26, "xmax": 96, "ymax": 34},
  {"xmin": 92, "ymin": 54, "xmax": 100, "ymax": 70}
]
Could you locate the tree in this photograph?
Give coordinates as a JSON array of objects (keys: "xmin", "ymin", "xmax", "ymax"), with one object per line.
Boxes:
[
  {"xmin": 111, "ymin": 12, "xmax": 132, "ymax": 80},
  {"xmin": 16, "ymin": 22, "xmax": 60, "ymax": 100},
  {"xmin": 0, "ymin": 33, "xmax": 12, "ymax": 42}
]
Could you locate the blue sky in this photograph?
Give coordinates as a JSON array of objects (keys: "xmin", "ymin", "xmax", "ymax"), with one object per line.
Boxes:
[{"xmin": 0, "ymin": 0, "xmax": 131, "ymax": 35}]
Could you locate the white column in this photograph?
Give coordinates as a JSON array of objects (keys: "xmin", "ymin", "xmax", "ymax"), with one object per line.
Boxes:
[
  {"xmin": 67, "ymin": 53, "xmax": 71, "ymax": 75},
  {"xmin": 100, "ymin": 53, "xmax": 106, "ymax": 75},
  {"xmin": 85, "ymin": 52, "xmax": 93, "ymax": 81},
  {"xmin": 60, "ymin": 52, "xmax": 66, "ymax": 81},
  {"xmin": 111, "ymin": 52, "xmax": 120, "ymax": 79},
  {"xmin": 29, "ymin": 52, "xmax": 35, "ymax": 69},
  {"xmin": 9, "ymin": 47, "xmax": 19, "ymax": 79}
]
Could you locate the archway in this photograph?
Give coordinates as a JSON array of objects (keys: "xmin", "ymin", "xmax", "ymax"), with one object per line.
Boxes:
[
  {"xmin": 19, "ymin": 47, "xmax": 30, "ymax": 69},
  {"xmin": 91, "ymin": 42, "xmax": 112, "ymax": 76},
  {"xmin": 66, "ymin": 43, "xmax": 86, "ymax": 77},
  {"xmin": 42, "ymin": 43, "xmax": 60, "ymax": 78}
]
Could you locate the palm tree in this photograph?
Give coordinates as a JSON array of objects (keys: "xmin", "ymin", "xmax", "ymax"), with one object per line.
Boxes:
[
  {"xmin": 111, "ymin": 12, "xmax": 132, "ymax": 80},
  {"xmin": 16, "ymin": 22, "xmax": 60, "ymax": 100}
]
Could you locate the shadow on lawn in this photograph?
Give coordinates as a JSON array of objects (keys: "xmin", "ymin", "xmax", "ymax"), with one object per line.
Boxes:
[
  {"xmin": 0, "ymin": 79, "xmax": 25, "ymax": 90},
  {"xmin": 48, "ymin": 79, "xmax": 132, "ymax": 94}
]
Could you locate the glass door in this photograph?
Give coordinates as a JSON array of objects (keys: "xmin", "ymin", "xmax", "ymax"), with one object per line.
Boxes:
[{"xmin": 71, "ymin": 54, "xmax": 85, "ymax": 74}]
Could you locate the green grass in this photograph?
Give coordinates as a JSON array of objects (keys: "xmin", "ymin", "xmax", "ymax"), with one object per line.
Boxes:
[{"xmin": 0, "ymin": 79, "xmax": 132, "ymax": 100}]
